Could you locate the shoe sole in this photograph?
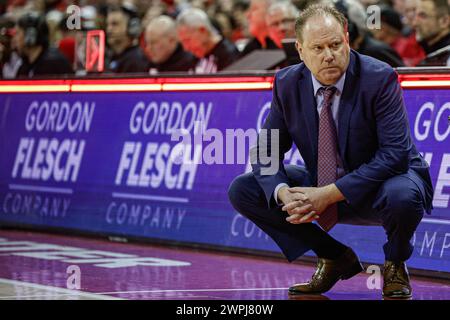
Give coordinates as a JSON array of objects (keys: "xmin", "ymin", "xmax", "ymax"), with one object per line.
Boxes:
[
  {"xmin": 382, "ymin": 295, "xmax": 412, "ymax": 300},
  {"xmin": 382, "ymin": 292, "xmax": 412, "ymax": 300}
]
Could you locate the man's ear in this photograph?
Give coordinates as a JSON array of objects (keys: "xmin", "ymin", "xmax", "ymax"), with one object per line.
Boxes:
[
  {"xmin": 345, "ymin": 31, "xmax": 350, "ymax": 44},
  {"xmin": 438, "ymin": 14, "xmax": 450, "ymax": 29},
  {"xmin": 295, "ymin": 40, "xmax": 303, "ymax": 60}
]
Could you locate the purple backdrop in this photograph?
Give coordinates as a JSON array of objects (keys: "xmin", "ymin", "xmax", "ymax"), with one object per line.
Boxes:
[{"xmin": 0, "ymin": 87, "xmax": 449, "ymax": 273}]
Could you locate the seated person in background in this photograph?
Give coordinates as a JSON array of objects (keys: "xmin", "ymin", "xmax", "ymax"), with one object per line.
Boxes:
[
  {"xmin": 14, "ymin": 12, "xmax": 73, "ymax": 78},
  {"xmin": 0, "ymin": 17, "xmax": 22, "ymax": 79},
  {"xmin": 176, "ymin": 8, "xmax": 240, "ymax": 73},
  {"xmin": 413, "ymin": 0, "xmax": 450, "ymax": 65},
  {"xmin": 372, "ymin": 5, "xmax": 425, "ymax": 66},
  {"xmin": 334, "ymin": 0, "xmax": 405, "ymax": 67},
  {"xmin": 105, "ymin": 3, "xmax": 149, "ymax": 74},
  {"xmin": 241, "ymin": 0, "xmax": 278, "ymax": 57},
  {"xmin": 145, "ymin": 15, "xmax": 197, "ymax": 74},
  {"xmin": 266, "ymin": 0, "xmax": 299, "ymax": 49}
]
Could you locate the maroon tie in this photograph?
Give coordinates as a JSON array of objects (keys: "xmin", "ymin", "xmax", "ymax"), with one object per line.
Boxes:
[{"xmin": 317, "ymin": 86, "xmax": 338, "ymax": 231}]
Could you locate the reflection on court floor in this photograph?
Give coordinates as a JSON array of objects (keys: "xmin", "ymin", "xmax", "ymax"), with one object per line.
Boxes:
[{"xmin": 0, "ymin": 229, "xmax": 449, "ymax": 300}]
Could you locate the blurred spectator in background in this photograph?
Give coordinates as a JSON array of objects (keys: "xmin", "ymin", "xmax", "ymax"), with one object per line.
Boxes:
[
  {"xmin": 145, "ymin": 15, "xmax": 197, "ymax": 73},
  {"xmin": 240, "ymin": 0, "xmax": 278, "ymax": 57},
  {"xmin": 372, "ymin": 5, "xmax": 425, "ymax": 66},
  {"xmin": 266, "ymin": 0, "xmax": 299, "ymax": 48},
  {"xmin": 334, "ymin": 0, "xmax": 405, "ymax": 67},
  {"xmin": 403, "ymin": 0, "xmax": 418, "ymax": 31},
  {"xmin": 213, "ymin": 11, "xmax": 236, "ymax": 41},
  {"xmin": 14, "ymin": 12, "xmax": 72, "ymax": 77},
  {"xmin": 105, "ymin": 3, "xmax": 148, "ymax": 73},
  {"xmin": 176, "ymin": 7, "xmax": 239, "ymax": 73},
  {"xmin": 231, "ymin": 0, "xmax": 251, "ymax": 44},
  {"xmin": 57, "ymin": 14, "xmax": 75, "ymax": 66},
  {"xmin": 413, "ymin": 0, "xmax": 450, "ymax": 65},
  {"xmin": 0, "ymin": 16, "xmax": 22, "ymax": 78}
]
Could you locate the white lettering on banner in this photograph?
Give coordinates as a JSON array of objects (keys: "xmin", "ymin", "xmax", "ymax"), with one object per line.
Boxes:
[
  {"xmin": 433, "ymin": 153, "xmax": 450, "ymax": 208},
  {"xmin": 413, "ymin": 230, "xmax": 450, "ymax": 258},
  {"xmin": 5, "ymin": 100, "xmax": 95, "ymax": 219},
  {"xmin": 422, "ymin": 153, "xmax": 450, "ymax": 209},
  {"xmin": 25, "ymin": 100, "xmax": 95, "ymax": 133},
  {"xmin": 231, "ymin": 214, "xmax": 270, "ymax": 240},
  {"xmin": 0, "ymin": 238, "xmax": 191, "ymax": 268},
  {"xmin": 1, "ymin": 192, "xmax": 70, "ymax": 218},
  {"xmin": 414, "ymin": 101, "xmax": 450, "ymax": 141},
  {"xmin": 129, "ymin": 101, "xmax": 213, "ymax": 135},
  {"xmin": 12, "ymin": 138, "xmax": 85, "ymax": 182},
  {"xmin": 115, "ymin": 141, "xmax": 200, "ymax": 189},
  {"xmin": 442, "ymin": 233, "xmax": 450, "ymax": 258},
  {"xmin": 105, "ymin": 201, "xmax": 186, "ymax": 229},
  {"xmin": 420, "ymin": 231, "xmax": 437, "ymax": 257}
]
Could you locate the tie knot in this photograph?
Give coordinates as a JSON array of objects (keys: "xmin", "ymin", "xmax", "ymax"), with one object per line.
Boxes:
[{"xmin": 319, "ymin": 86, "xmax": 337, "ymax": 102}]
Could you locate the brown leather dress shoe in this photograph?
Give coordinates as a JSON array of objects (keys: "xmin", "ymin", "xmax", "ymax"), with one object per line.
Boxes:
[
  {"xmin": 383, "ymin": 261, "xmax": 412, "ymax": 299},
  {"xmin": 289, "ymin": 247, "xmax": 364, "ymax": 295}
]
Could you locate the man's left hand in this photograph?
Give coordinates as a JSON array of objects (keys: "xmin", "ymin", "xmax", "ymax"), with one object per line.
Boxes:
[{"xmin": 282, "ymin": 184, "xmax": 345, "ymax": 224}]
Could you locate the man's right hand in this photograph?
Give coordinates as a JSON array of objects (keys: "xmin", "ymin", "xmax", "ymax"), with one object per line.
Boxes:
[
  {"xmin": 278, "ymin": 186, "xmax": 308, "ymax": 208},
  {"xmin": 278, "ymin": 186, "xmax": 318, "ymax": 224}
]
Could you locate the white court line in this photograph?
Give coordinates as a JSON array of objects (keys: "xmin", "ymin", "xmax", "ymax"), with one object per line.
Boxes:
[
  {"xmin": 0, "ymin": 278, "xmax": 123, "ymax": 300},
  {"xmin": 112, "ymin": 192, "xmax": 189, "ymax": 203},
  {"xmin": 84, "ymin": 287, "xmax": 289, "ymax": 296},
  {"xmin": 9, "ymin": 184, "xmax": 73, "ymax": 195},
  {"xmin": 422, "ymin": 218, "xmax": 450, "ymax": 226},
  {"xmin": 0, "ymin": 285, "xmax": 288, "ymax": 299}
]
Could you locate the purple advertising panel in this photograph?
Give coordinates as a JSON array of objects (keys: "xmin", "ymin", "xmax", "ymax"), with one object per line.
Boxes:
[{"xmin": 0, "ymin": 86, "xmax": 449, "ymax": 274}]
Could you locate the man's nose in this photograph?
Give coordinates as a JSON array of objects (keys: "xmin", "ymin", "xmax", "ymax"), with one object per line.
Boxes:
[
  {"xmin": 323, "ymin": 48, "xmax": 334, "ymax": 62},
  {"xmin": 279, "ymin": 24, "xmax": 288, "ymax": 33}
]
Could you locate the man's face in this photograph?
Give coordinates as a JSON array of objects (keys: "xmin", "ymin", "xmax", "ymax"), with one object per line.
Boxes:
[
  {"xmin": 372, "ymin": 22, "xmax": 401, "ymax": 45},
  {"xmin": 296, "ymin": 15, "xmax": 350, "ymax": 85},
  {"xmin": 12, "ymin": 27, "xmax": 25, "ymax": 56},
  {"xmin": 266, "ymin": 8, "xmax": 296, "ymax": 48},
  {"xmin": 404, "ymin": 0, "xmax": 417, "ymax": 27},
  {"xmin": 145, "ymin": 28, "xmax": 176, "ymax": 64},
  {"xmin": 177, "ymin": 25, "xmax": 208, "ymax": 58},
  {"xmin": 246, "ymin": 0, "xmax": 268, "ymax": 37},
  {"xmin": 106, "ymin": 11, "xmax": 129, "ymax": 47},
  {"xmin": 413, "ymin": 0, "xmax": 447, "ymax": 41}
]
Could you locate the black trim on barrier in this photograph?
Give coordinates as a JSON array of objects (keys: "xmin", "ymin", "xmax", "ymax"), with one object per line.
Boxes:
[{"xmin": 2, "ymin": 67, "xmax": 450, "ymax": 81}]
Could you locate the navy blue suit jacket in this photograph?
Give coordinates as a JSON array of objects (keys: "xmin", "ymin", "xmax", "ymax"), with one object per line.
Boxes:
[{"xmin": 252, "ymin": 50, "xmax": 433, "ymax": 214}]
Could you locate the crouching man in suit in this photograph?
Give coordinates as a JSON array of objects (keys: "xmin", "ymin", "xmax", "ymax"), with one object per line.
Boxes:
[{"xmin": 228, "ymin": 4, "xmax": 433, "ymax": 299}]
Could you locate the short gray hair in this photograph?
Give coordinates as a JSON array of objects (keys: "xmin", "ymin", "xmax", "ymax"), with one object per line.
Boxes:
[
  {"xmin": 295, "ymin": 4, "xmax": 348, "ymax": 42},
  {"xmin": 267, "ymin": 1, "xmax": 300, "ymax": 18},
  {"xmin": 146, "ymin": 15, "xmax": 177, "ymax": 37},
  {"xmin": 176, "ymin": 8, "xmax": 217, "ymax": 33}
]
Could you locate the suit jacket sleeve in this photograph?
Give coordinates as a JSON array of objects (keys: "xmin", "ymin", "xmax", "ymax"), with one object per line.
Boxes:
[
  {"xmin": 335, "ymin": 69, "xmax": 412, "ymax": 208},
  {"xmin": 250, "ymin": 74, "xmax": 293, "ymax": 208}
]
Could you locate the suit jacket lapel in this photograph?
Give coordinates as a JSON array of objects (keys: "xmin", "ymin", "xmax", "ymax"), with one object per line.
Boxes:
[
  {"xmin": 298, "ymin": 67, "xmax": 319, "ymax": 170},
  {"xmin": 338, "ymin": 51, "xmax": 359, "ymax": 169}
]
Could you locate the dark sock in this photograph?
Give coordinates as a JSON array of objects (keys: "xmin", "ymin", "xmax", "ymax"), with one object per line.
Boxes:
[{"xmin": 308, "ymin": 224, "xmax": 348, "ymax": 260}]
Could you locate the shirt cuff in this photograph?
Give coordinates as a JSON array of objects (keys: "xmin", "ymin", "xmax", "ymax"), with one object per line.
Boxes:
[{"xmin": 274, "ymin": 183, "xmax": 289, "ymax": 206}]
